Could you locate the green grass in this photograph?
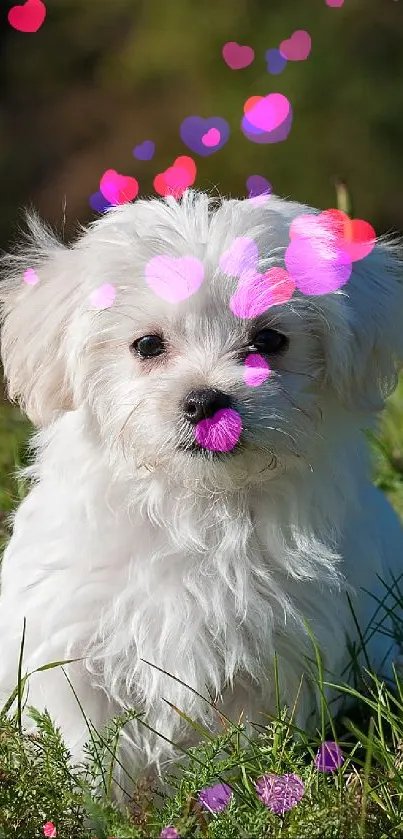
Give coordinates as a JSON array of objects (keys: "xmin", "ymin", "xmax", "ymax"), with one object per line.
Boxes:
[{"xmin": 1, "ymin": 380, "xmax": 403, "ymax": 838}]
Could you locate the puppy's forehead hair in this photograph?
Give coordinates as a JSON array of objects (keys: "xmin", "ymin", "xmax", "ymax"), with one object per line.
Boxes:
[{"xmin": 81, "ymin": 190, "xmax": 299, "ymax": 268}]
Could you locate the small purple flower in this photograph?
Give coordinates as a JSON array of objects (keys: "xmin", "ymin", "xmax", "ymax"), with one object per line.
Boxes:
[
  {"xmin": 255, "ymin": 773, "xmax": 305, "ymax": 814},
  {"xmin": 314, "ymin": 740, "xmax": 345, "ymax": 772},
  {"xmin": 159, "ymin": 827, "xmax": 180, "ymax": 839},
  {"xmin": 198, "ymin": 782, "xmax": 232, "ymax": 813}
]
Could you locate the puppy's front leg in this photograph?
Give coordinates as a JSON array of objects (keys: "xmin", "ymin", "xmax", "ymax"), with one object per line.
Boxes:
[{"xmin": 0, "ymin": 603, "xmax": 110, "ymax": 766}]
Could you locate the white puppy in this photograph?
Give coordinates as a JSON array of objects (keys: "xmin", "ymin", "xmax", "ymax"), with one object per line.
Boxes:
[{"xmin": 0, "ymin": 190, "xmax": 403, "ymax": 793}]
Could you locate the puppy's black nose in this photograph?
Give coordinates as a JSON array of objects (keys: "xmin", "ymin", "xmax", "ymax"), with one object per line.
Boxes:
[{"xmin": 182, "ymin": 388, "xmax": 232, "ymax": 425}]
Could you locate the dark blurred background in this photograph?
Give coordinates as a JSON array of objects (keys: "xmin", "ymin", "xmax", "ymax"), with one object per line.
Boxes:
[{"xmin": 1, "ymin": 0, "xmax": 403, "ymax": 250}]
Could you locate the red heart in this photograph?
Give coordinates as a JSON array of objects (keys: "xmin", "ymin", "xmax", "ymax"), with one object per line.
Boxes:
[
  {"xmin": 290, "ymin": 208, "xmax": 376, "ymax": 263},
  {"xmin": 174, "ymin": 156, "xmax": 197, "ymax": 178},
  {"xmin": 154, "ymin": 156, "xmax": 196, "ymax": 199},
  {"xmin": 8, "ymin": 0, "xmax": 46, "ymax": 33},
  {"xmin": 319, "ymin": 209, "xmax": 376, "ymax": 261}
]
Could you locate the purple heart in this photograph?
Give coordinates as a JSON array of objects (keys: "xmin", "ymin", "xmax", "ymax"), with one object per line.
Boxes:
[
  {"xmin": 265, "ymin": 48, "xmax": 287, "ymax": 74},
  {"xmin": 199, "ymin": 782, "xmax": 233, "ymax": 812},
  {"xmin": 133, "ymin": 140, "xmax": 155, "ymax": 161},
  {"xmin": 89, "ymin": 191, "xmax": 113, "ymax": 213},
  {"xmin": 180, "ymin": 116, "xmax": 230, "ymax": 157},
  {"xmin": 246, "ymin": 175, "xmax": 272, "ymax": 199},
  {"xmin": 314, "ymin": 741, "xmax": 344, "ymax": 772}
]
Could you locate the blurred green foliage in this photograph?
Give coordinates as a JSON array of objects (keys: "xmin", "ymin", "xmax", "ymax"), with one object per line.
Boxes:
[{"xmin": 1, "ymin": 0, "xmax": 403, "ymax": 247}]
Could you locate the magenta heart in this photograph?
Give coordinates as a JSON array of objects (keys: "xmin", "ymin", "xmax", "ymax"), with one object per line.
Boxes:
[
  {"xmin": 222, "ymin": 41, "xmax": 255, "ymax": 70},
  {"xmin": 195, "ymin": 408, "xmax": 242, "ymax": 452},
  {"xmin": 279, "ymin": 30, "xmax": 311, "ymax": 61},
  {"xmin": 245, "ymin": 94, "xmax": 291, "ymax": 132},
  {"xmin": 99, "ymin": 169, "xmax": 139, "ymax": 205},
  {"xmin": 285, "ymin": 236, "xmax": 352, "ymax": 295},
  {"xmin": 241, "ymin": 94, "xmax": 293, "ymax": 144},
  {"xmin": 145, "ymin": 255, "xmax": 204, "ymax": 303}
]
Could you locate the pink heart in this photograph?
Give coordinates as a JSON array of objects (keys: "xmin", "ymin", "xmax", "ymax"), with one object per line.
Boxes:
[
  {"xmin": 230, "ymin": 267, "xmax": 295, "ymax": 319},
  {"xmin": 244, "ymin": 94, "xmax": 291, "ymax": 133},
  {"xmin": 201, "ymin": 128, "xmax": 221, "ymax": 147},
  {"xmin": 244, "ymin": 354, "xmax": 271, "ymax": 387},
  {"xmin": 8, "ymin": 0, "xmax": 46, "ymax": 33},
  {"xmin": 145, "ymin": 255, "xmax": 204, "ymax": 303},
  {"xmin": 90, "ymin": 283, "xmax": 116, "ymax": 309},
  {"xmin": 195, "ymin": 408, "xmax": 243, "ymax": 452},
  {"xmin": 99, "ymin": 169, "xmax": 139, "ymax": 205},
  {"xmin": 219, "ymin": 237, "xmax": 259, "ymax": 277},
  {"xmin": 23, "ymin": 267, "xmax": 39, "ymax": 286},
  {"xmin": 279, "ymin": 30, "xmax": 311, "ymax": 62},
  {"xmin": 325, "ymin": 0, "xmax": 344, "ymax": 6},
  {"xmin": 222, "ymin": 41, "xmax": 255, "ymax": 70}
]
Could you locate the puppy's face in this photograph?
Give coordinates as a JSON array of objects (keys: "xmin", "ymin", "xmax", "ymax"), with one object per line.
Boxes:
[
  {"xmin": 1, "ymin": 191, "xmax": 402, "ymax": 492},
  {"xmin": 77, "ymin": 198, "xmax": 332, "ymax": 490}
]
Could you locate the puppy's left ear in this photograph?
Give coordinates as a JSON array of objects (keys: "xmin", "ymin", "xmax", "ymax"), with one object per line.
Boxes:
[
  {"xmin": 324, "ymin": 238, "xmax": 403, "ymax": 412},
  {"xmin": 0, "ymin": 212, "xmax": 81, "ymax": 426}
]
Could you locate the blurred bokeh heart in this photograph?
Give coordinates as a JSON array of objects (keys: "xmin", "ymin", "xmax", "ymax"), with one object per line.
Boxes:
[
  {"xmin": 99, "ymin": 170, "xmax": 139, "ymax": 204},
  {"xmin": 279, "ymin": 30, "xmax": 312, "ymax": 62},
  {"xmin": 153, "ymin": 156, "xmax": 196, "ymax": 198},
  {"xmin": 133, "ymin": 140, "xmax": 155, "ymax": 161},
  {"xmin": 180, "ymin": 116, "xmax": 230, "ymax": 156},
  {"xmin": 222, "ymin": 41, "xmax": 255, "ymax": 70},
  {"xmin": 241, "ymin": 94, "xmax": 293, "ymax": 143}
]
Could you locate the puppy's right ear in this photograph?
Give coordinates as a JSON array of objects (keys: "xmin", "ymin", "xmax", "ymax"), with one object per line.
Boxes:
[{"xmin": 0, "ymin": 212, "xmax": 81, "ymax": 426}]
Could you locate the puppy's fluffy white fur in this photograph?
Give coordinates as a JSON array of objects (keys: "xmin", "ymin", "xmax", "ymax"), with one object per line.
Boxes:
[{"xmin": 0, "ymin": 190, "xmax": 403, "ymax": 792}]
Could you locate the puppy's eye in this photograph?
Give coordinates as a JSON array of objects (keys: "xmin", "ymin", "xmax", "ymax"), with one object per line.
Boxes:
[
  {"xmin": 131, "ymin": 335, "xmax": 165, "ymax": 358},
  {"xmin": 251, "ymin": 328, "xmax": 289, "ymax": 355}
]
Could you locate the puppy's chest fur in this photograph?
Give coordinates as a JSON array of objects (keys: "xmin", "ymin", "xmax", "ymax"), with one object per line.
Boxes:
[
  {"xmin": 11, "ymin": 456, "xmax": 346, "ymax": 733},
  {"xmin": 74, "ymin": 484, "xmax": 338, "ymax": 724}
]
